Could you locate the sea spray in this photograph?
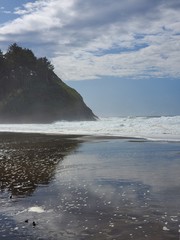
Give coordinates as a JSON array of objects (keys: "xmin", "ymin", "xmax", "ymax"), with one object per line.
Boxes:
[{"xmin": 0, "ymin": 116, "xmax": 180, "ymax": 141}]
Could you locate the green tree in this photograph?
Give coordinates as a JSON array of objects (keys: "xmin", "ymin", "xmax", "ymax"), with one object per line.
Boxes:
[
  {"xmin": 0, "ymin": 49, "xmax": 4, "ymax": 80},
  {"xmin": 0, "ymin": 49, "xmax": 5, "ymax": 68},
  {"xmin": 36, "ymin": 57, "xmax": 54, "ymax": 84},
  {"xmin": 0, "ymin": 49, "xmax": 4, "ymax": 60},
  {"xmin": 0, "ymin": 49, "xmax": 9, "ymax": 98},
  {"xmin": 0, "ymin": 43, "xmax": 55, "ymax": 92},
  {"xmin": 37, "ymin": 57, "xmax": 54, "ymax": 71},
  {"xmin": 5, "ymin": 43, "xmax": 37, "ymax": 69}
]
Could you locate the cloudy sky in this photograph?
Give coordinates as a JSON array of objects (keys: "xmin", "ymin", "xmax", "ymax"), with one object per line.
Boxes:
[{"xmin": 0, "ymin": 0, "xmax": 180, "ymax": 116}]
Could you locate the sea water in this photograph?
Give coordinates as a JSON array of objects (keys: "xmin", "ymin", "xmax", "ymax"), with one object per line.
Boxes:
[
  {"xmin": 0, "ymin": 115, "xmax": 179, "ymax": 240},
  {"xmin": 0, "ymin": 115, "xmax": 180, "ymax": 141},
  {"xmin": 0, "ymin": 136, "xmax": 179, "ymax": 239}
]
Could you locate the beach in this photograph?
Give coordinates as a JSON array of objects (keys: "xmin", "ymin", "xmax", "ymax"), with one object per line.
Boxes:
[{"xmin": 0, "ymin": 132, "xmax": 180, "ymax": 239}]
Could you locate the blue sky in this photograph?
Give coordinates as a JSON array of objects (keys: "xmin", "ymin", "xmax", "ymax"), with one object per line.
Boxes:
[
  {"xmin": 0, "ymin": 0, "xmax": 180, "ymax": 116},
  {"xmin": 68, "ymin": 77, "xmax": 180, "ymax": 117}
]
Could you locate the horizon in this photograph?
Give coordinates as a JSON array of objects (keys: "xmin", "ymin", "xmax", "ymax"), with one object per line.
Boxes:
[
  {"xmin": 67, "ymin": 77, "xmax": 180, "ymax": 117},
  {"xmin": 0, "ymin": 0, "xmax": 180, "ymax": 117}
]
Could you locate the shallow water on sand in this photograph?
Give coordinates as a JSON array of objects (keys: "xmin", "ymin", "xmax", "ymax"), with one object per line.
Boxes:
[{"xmin": 0, "ymin": 134, "xmax": 180, "ymax": 239}]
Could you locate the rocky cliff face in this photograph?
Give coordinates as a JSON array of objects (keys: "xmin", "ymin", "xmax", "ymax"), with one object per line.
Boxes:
[{"xmin": 0, "ymin": 44, "xmax": 97, "ymax": 123}]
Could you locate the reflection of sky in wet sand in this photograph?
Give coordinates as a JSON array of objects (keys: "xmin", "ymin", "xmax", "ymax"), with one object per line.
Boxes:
[
  {"xmin": 0, "ymin": 135, "xmax": 180, "ymax": 239},
  {"xmin": 57, "ymin": 140, "xmax": 180, "ymax": 191}
]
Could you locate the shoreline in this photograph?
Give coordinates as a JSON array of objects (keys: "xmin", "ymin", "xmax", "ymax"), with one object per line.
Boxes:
[
  {"xmin": 0, "ymin": 130, "xmax": 179, "ymax": 240},
  {"xmin": 0, "ymin": 131, "xmax": 180, "ymax": 143},
  {"xmin": 0, "ymin": 131, "xmax": 147, "ymax": 143},
  {"xmin": 0, "ymin": 115, "xmax": 180, "ymax": 142}
]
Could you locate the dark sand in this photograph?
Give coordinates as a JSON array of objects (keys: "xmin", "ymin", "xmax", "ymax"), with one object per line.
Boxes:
[{"xmin": 0, "ymin": 132, "xmax": 180, "ymax": 239}]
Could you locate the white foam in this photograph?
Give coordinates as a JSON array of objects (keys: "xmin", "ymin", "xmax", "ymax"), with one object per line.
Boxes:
[
  {"xmin": 0, "ymin": 116, "xmax": 180, "ymax": 141},
  {"xmin": 163, "ymin": 226, "xmax": 170, "ymax": 231},
  {"xmin": 28, "ymin": 206, "xmax": 45, "ymax": 213}
]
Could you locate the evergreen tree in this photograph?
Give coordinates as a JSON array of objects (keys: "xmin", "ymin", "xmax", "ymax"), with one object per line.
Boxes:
[
  {"xmin": 0, "ymin": 43, "xmax": 96, "ymax": 123},
  {"xmin": 5, "ymin": 43, "xmax": 37, "ymax": 69}
]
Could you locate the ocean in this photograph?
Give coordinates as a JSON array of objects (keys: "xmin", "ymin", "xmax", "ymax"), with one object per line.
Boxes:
[
  {"xmin": 0, "ymin": 115, "xmax": 180, "ymax": 141},
  {"xmin": 0, "ymin": 116, "xmax": 180, "ymax": 239}
]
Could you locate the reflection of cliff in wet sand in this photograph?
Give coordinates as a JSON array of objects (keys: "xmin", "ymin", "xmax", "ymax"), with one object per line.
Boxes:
[{"xmin": 0, "ymin": 133, "xmax": 80, "ymax": 196}]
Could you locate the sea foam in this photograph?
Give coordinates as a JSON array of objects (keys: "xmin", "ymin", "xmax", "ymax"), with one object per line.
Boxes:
[{"xmin": 0, "ymin": 116, "xmax": 180, "ymax": 141}]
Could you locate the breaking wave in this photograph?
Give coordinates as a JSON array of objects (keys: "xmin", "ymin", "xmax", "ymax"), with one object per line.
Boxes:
[{"xmin": 0, "ymin": 115, "xmax": 180, "ymax": 141}]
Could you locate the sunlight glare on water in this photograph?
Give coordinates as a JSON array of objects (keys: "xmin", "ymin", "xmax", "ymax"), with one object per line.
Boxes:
[{"xmin": 0, "ymin": 134, "xmax": 179, "ymax": 239}]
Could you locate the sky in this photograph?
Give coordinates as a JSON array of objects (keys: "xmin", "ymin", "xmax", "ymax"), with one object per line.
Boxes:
[{"xmin": 0, "ymin": 0, "xmax": 180, "ymax": 117}]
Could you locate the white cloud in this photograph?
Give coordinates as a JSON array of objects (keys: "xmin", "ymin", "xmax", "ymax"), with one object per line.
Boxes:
[{"xmin": 0, "ymin": 0, "xmax": 180, "ymax": 80}]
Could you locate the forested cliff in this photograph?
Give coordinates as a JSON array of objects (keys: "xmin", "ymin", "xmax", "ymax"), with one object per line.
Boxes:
[{"xmin": 0, "ymin": 43, "xmax": 97, "ymax": 123}]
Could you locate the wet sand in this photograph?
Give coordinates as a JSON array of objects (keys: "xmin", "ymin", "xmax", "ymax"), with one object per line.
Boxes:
[{"xmin": 0, "ymin": 132, "xmax": 180, "ymax": 239}]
